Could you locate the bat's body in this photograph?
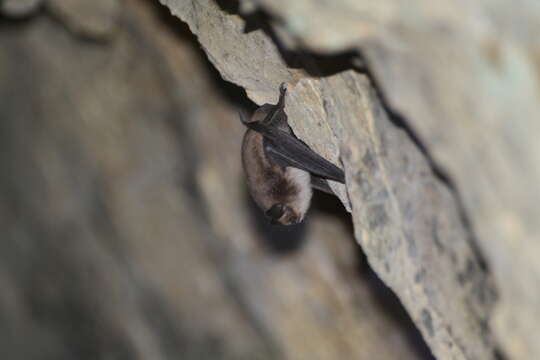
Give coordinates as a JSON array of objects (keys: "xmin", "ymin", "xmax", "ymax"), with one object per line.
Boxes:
[
  {"xmin": 242, "ymin": 127, "xmax": 313, "ymax": 225},
  {"xmin": 241, "ymin": 84, "xmax": 345, "ymax": 225}
]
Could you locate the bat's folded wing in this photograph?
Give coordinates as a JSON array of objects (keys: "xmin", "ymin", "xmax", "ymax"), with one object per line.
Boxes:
[{"xmin": 248, "ymin": 122, "xmax": 345, "ymax": 183}]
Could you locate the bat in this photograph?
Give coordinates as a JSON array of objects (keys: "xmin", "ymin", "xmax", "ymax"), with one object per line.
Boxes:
[{"xmin": 241, "ymin": 83, "xmax": 345, "ymax": 225}]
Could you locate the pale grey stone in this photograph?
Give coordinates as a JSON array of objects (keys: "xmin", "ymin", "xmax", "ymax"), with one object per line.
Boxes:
[{"xmin": 158, "ymin": 1, "xmax": 505, "ymax": 359}]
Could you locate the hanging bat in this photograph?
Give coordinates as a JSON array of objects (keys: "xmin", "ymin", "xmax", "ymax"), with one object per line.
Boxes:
[{"xmin": 241, "ymin": 83, "xmax": 345, "ymax": 225}]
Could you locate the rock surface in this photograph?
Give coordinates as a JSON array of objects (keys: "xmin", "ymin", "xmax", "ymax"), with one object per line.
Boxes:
[
  {"xmin": 2, "ymin": 0, "xmax": 538, "ymax": 358},
  {"xmin": 239, "ymin": 1, "xmax": 540, "ymax": 359},
  {"xmin": 0, "ymin": 1, "xmax": 440, "ymax": 359},
  {"xmin": 159, "ymin": 0, "xmax": 508, "ymax": 359}
]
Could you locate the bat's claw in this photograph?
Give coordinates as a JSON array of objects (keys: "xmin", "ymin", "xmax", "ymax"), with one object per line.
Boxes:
[
  {"xmin": 277, "ymin": 83, "xmax": 288, "ymax": 108},
  {"xmin": 279, "ymin": 82, "xmax": 288, "ymax": 95}
]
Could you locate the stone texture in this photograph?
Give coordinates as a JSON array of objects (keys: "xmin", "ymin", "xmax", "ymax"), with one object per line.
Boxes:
[
  {"xmin": 0, "ymin": 0, "xmax": 435, "ymax": 359},
  {"xmin": 159, "ymin": 0, "xmax": 500, "ymax": 359},
  {"xmin": 230, "ymin": 1, "xmax": 540, "ymax": 359},
  {"xmin": 279, "ymin": 73, "xmax": 495, "ymax": 360}
]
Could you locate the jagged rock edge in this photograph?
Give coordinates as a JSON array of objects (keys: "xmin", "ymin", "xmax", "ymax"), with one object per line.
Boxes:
[
  {"xmin": 176, "ymin": 0, "xmax": 487, "ymax": 277},
  {"xmin": 356, "ymin": 54, "xmax": 490, "ymax": 273},
  {"xmin": 155, "ymin": 2, "xmax": 500, "ymax": 358},
  {"xmin": 157, "ymin": 0, "xmax": 491, "ymax": 289}
]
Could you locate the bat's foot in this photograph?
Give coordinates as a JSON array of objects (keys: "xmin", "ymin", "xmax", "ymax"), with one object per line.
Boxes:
[{"xmin": 278, "ymin": 83, "xmax": 287, "ymax": 109}]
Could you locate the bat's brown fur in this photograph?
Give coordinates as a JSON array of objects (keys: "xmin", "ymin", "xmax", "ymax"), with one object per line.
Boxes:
[{"xmin": 242, "ymin": 129, "xmax": 312, "ymax": 225}]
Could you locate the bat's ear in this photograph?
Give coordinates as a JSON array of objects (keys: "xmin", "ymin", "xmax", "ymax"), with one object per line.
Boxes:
[
  {"xmin": 240, "ymin": 108, "xmax": 270, "ymax": 125},
  {"xmin": 239, "ymin": 110, "xmax": 251, "ymax": 124}
]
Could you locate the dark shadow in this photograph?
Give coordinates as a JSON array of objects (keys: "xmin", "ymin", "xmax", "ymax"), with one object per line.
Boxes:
[
  {"xmin": 0, "ymin": 14, "xmax": 36, "ymax": 27},
  {"xmin": 0, "ymin": 3, "xmax": 43, "ymax": 25},
  {"xmin": 310, "ymin": 190, "xmax": 352, "ymax": 231},
  {"xmin": 214, "ymin": 0, "xmax": 241, "ymax": 14},
  {"xmin": 494, "ymin": 348, "xmax": 509, "ymax": 360},
  {"xmin": 244, "ymin": 187, "xmax": 308, "ymax": 255}
]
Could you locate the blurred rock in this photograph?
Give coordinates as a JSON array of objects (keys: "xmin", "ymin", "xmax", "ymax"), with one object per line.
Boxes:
[
  {"xmin": 48, "ymin": 0, "xmax": 121, "ymax": 38},
  {"xmin": 0, "ymin": 1, "xmax": 267, "ymax": 358},
  {"xmin": 0, "ymin": 0, "xmax": 43, "ymax": 17},
  {"xmin": 0, "ymin": 0, "xmax": 438, "ymax": 359}
]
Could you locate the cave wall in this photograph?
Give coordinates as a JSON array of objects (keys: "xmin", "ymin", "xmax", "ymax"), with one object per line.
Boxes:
[
  {"xmin": 1, "ymin": 0, "xmax": 539, "ymax": 359},
  {"xmin": 160, "ymin": 0, "xmax": 540, "ymax": 359}
]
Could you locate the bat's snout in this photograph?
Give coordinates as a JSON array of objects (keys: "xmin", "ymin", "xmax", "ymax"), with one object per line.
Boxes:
[{"xmin": 267, "ymin": 204, "xmax": 302, "ymax": 226}]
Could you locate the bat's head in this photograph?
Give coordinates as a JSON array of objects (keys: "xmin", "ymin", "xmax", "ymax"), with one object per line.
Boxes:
[{"xmin": 266, "ymin": 203, "xmax": 302, "ymax": 226}]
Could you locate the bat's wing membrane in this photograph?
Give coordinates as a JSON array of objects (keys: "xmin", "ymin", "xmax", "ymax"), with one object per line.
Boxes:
[
  {"xmin": 310, "ymin": 175, "xmax": 336, "ymax": 194},
  {"xmin": 248, "ymin": 122, "xmax": 345, "ymax": 183}
]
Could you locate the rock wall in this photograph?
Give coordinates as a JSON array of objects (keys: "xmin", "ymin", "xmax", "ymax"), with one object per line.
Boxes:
[
  {"xmin": 1, "ymin": 0, "xmax": 538, "ymax": 359},
  {"xmin": 161, "ymin": 1, "xmax": 540, "ymax": 359},
  {"xmin": 0, "ymin": 0, "xmax": 427, "ymax": 359}
]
